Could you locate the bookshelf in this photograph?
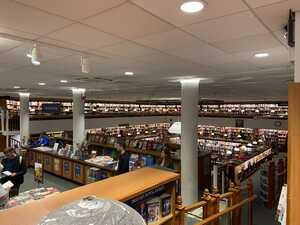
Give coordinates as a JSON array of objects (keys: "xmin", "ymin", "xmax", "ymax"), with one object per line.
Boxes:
[
  {"xmin": 4, "ymin": 98, "xmax": 288, "ymax": 119},
  {"xmin": 0, "ymin": 168, "xmax": 179, "ymax": 225}
]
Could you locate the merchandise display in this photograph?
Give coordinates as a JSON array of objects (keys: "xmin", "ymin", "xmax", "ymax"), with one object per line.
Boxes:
[
  {"xmin": 0, "ymin": 168, "xmax": 179, "ymax": 225},
  {"xmin": 5, "ymin": 99, "xmax": 288, "ymax": 119},
  {"xmin": 0, "ymin": 185, "xmax": 8, "ymax": 209},
  {"xmin": 29, "ymin": 123, "xmax": 280, "ymax": 188},
  {"xmin": 5, "ymin": 187, "xmax": 60, "ymax": 209},
  {"xmin": 260, "ymin": 154, "xmax": 287, "ymax": 207},
  {"xmin": 29, "ymin": 123, "xmax": 285, "ymax": 187}
]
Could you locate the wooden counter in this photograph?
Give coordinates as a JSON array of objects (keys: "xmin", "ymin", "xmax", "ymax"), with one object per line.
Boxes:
[
  {"xmin": 0, "ymin": 167, "xmax": 179, "ymax": 225},
  {"xmin": 27, "ymin": 147, "xmax": 118, "ymax": 184}
]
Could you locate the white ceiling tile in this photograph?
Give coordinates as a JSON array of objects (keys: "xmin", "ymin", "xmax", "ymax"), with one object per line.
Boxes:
[
  {"xmin": 212, "ymin": 33, "xmax": 282, "ymax": 53},
  {"xmin": 47, "ymin": 23, "xmax": 123, "ymax": 49},
  {"xmin": 247, "ymin": 47, "xmax": 290, "ymax": 68},
  {"xmin": 134, "ymin": 29, "xmax": 201, "ymax": 50},
  {"xmin": 0, "ymin": 0, "xmax": 73, "ymax": 35},
  {"xmin": 166, "ymin": 43, "xmax": 225, "ymax": 63},
  {"xmin": 183, "ymin": 11, "xmax": 268, "ymax": 43},
  {"xmin": 0, "ymin": 26, "xmax": 38, "ymax": 40},
  {"xmin": 37, "ymin": 37, "xmax": 88, "ymax": 52},
  {"xmin": 15, "ymin": 0, "xmax": 126, "ymax": 20},
  {"xmin": 245, "ymin": 0, "xmax": 287, "ymax": 8},
  {"xmin": 83, "ymin": 2, "xmax": 175, "ymax": 39},
  {"xmin": 0, "ymin": 37, "xmax": 23, "ymax": 53},
  {"xmin": 288, "ymin": 0, "xmax": 300, "ymax": 10},
  {"xmin": 213, "ymin": 61, "xmax": 260, "ymax": 73},
  {"xmin": 0, "ymin": 43, "xmax": 34, "ymax": 67},
  {"xmin": 99, "ymin": 41, "xmax": 158, "ymax": 58},
  {"xmin": 254, "ymin": 1, "xmax": 290, "ymax": 31},
  {"xmin": 131, "ymin": 0, "xmax": 248, "ymax": 27}
]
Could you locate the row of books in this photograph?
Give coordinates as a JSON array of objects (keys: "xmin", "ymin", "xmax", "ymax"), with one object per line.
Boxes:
[
  {"xmin": 87, "ymin": 134, "xmax": 168, "ymax": 152},
  {"xmin": 133, "ymin": 193, "xmax": 171, "ymax": 223},
  {"xmin": 7, "ymin": 99, "xmax": 288, "ymax": 118}
]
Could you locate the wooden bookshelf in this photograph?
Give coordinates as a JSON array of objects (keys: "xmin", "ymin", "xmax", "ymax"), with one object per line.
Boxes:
[{"xmin": 0, "ymin": 168, "xmax": 179, "ymax": 225}]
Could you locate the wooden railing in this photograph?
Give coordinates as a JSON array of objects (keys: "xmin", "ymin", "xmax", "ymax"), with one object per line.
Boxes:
[
  {"xmin": 175, "ymin": 179, "xmax": 255, "ymax": 225},
  {"xmin": 196, "ymin": 195, "xmax": 257, "ymax": 225},
  {"xmin": 8, "ymin": 137, "xmax": 21, "ymax": 148}
]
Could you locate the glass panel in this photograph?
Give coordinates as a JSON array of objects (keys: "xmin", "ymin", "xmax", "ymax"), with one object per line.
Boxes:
[
  {"xmin": 184, "ymin": 207, "xmax": 203, "ymax": 225},
  {"xmin": 219, "ymin": 198, "xmax": 230, "ymax": 225}
]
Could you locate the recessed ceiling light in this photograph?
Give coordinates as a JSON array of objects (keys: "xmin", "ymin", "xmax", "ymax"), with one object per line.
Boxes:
[
  {"xmin": 60, "ymin": 80, "xmax": 68, "ymax": 83},
  {"xmin": 13, "ymin": 86, "xmax": 20, "ymax": 89},
  {"xmin": 254, "ymin": 53, "xmax": 269, "ymax": 58},
  {"xmin": 180, "ymin": 1, "xmax": 206, "ymax": 13},
  {"xmin": 124, "ymin": 72, "xmax": 134, "ymax": 76},
  {"xmin": 38, "ymin": 82, "xmax": 46, "ymax": 86}
]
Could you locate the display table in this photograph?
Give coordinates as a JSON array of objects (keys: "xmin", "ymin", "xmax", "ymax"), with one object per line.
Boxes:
[
  {"xmin": 0, "ymin": 167, "xmax": 179, "ymax": 225},
  {"xmin": 4, "ymin": 187, "xmax": 60, "ymax": 209},
  {"xmin": 27, "ymin": 147, "xmax": 118, "ymax": 184}
]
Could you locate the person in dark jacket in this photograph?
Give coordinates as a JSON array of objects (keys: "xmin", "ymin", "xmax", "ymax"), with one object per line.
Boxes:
[
  {"xmin": 115, "ymin": 139, "xmax": 130, "ymax": 174},
  {"xmin": 1, "ymin": 148, "xmax": 27, "ymax": 197}
]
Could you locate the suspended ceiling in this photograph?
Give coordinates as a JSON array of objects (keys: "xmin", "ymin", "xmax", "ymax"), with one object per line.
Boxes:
[{"xmin": 0, "ymin": 0, "xmax": 298, "ymax": 101}]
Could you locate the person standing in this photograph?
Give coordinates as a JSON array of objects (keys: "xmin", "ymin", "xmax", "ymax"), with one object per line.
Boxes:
[
  {"xmin": 0, "ymin": 148, "xmax": 27, "ymax": 197},
  {"xmin": 115, "ymin": 140, "xmax": 130, "ymax": 174}
]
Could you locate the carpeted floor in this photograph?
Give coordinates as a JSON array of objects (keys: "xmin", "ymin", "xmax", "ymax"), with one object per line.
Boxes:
[{"xmin": 20, "ymin": 168, "xmax": 79, "ymax": 193}]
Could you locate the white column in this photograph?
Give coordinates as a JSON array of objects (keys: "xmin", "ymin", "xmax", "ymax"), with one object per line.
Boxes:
[
  {"xmin": 295, "ymin": 12, "xmax": 300, "ymax": 82},
  {"xmin": 180, "ymin": 79, "xmax": 199, "ymax": 205},
  {"xmin": 72, "ymin": 88, "xmax": 86, "ymax": 151},
  {"xmin": 19, "ymin": 93, "xmax": 30, "ymax": 146}
]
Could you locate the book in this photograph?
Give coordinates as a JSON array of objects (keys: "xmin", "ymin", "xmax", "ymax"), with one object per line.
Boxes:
[
  {"xmin": 133, "ymin": 201, "xmax": 148, "ymax": 221},
  {"xmin": 146, "ymin": 197, "xmax": 161, "ymax": 223},
  {"xmin": 160, "ymin": 193, "xmax": 171, "ymax": 217}
]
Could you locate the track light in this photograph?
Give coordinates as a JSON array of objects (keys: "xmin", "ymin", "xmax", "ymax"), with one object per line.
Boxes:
[
  {"xmin": 26, "ymin": 44, "xmax": 40, "ymax": 66},
  {"xmin": 81, "ymin": 56, "xmax": 90, "ymax": 73}
]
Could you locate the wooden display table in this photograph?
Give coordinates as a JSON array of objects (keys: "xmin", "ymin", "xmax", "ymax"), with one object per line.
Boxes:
[
  {"xmin": 0, "ymin": 167, "xmax": 179, "ymax": 225},
  {"xmin": 27, "ymin": 147, "xmax": 117, "ymax": 184}
]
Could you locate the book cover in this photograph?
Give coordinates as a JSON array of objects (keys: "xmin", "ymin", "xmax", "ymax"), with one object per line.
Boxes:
[
  {"xmin": 160, "ymin": 193, "xmax": 171, "ymax": 217},
  {"xmin": 146, "ymin": 197, "xmax": 161, "ymax": 223},
  {"xmin": 133, "ymin": 201, "xmax": 148, "ymax": 221}
]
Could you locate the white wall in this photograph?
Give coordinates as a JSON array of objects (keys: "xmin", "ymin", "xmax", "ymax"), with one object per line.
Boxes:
[{"xmin": 30, "ymin": 116, "xmax": 287, "ymax": 134}]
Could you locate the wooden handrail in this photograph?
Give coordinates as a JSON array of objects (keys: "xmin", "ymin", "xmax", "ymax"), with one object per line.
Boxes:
[
  {"xmin": 184, "ymin": 201, "xmax": 207, "ymax": 212},
  {"xmin": 195, "ymin": 195, "xmax": 257, "ymax": 225},
  {"xmin": 219, "ymin": 192, "xmax": 233, "ymax": 199}
]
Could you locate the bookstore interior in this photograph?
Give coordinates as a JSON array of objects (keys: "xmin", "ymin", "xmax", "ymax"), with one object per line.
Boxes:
[{"xmin": 0, "ymin": 1, "xmax": 300, "ymax": 225}]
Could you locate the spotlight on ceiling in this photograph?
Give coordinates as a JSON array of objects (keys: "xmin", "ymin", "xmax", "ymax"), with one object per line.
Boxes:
[
  {"xmin": 13, "ymin": 86, "xmax": 21, "ymax": 89},
  {"xmin": 124, "ymin": 71, "xmax": 134, "ymax": 76},
  {"xmin": 254, "ymin": 53, "xmax": 270, "ymax": 58},
  {"xmin": 60, "ymin": 80, "xmax": 68, "ymax": 83},
  {"xmin": 81, "ymin": 56, "xmax": 90, "ymax": 74},
  {"xmin": 38, "ymin": 82, "xmax": 46, "ymax": 86},
  {"xmin": 26, "ymin": 44, "xmax": 40, "ymax": 66},
  {"xmin": 180, "ymin": 1, "xmax": 206, "ymax": 13}
]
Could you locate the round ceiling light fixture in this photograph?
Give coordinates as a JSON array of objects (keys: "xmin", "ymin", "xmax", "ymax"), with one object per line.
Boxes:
[
  {"xmin": 124, "ymin": 71, "xmax": 134, "ymax": 76},
  {"xmin": 13, "ymin": 86, "xmax": 21, "ymax": 89},
  {"xmin": 60, "ymin": 80, "xmax": 68, "ymax": 83},
  {"xmin": 254, "ymin": 53, "xmax": 269, "ymax": 58},
  {"xmin": 38, "ymin": 82, "xmax": 46, "ymax": 86},
  {"xmin": 180, "ymin": 1, "xmax": 206, "ymax": 13}
]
